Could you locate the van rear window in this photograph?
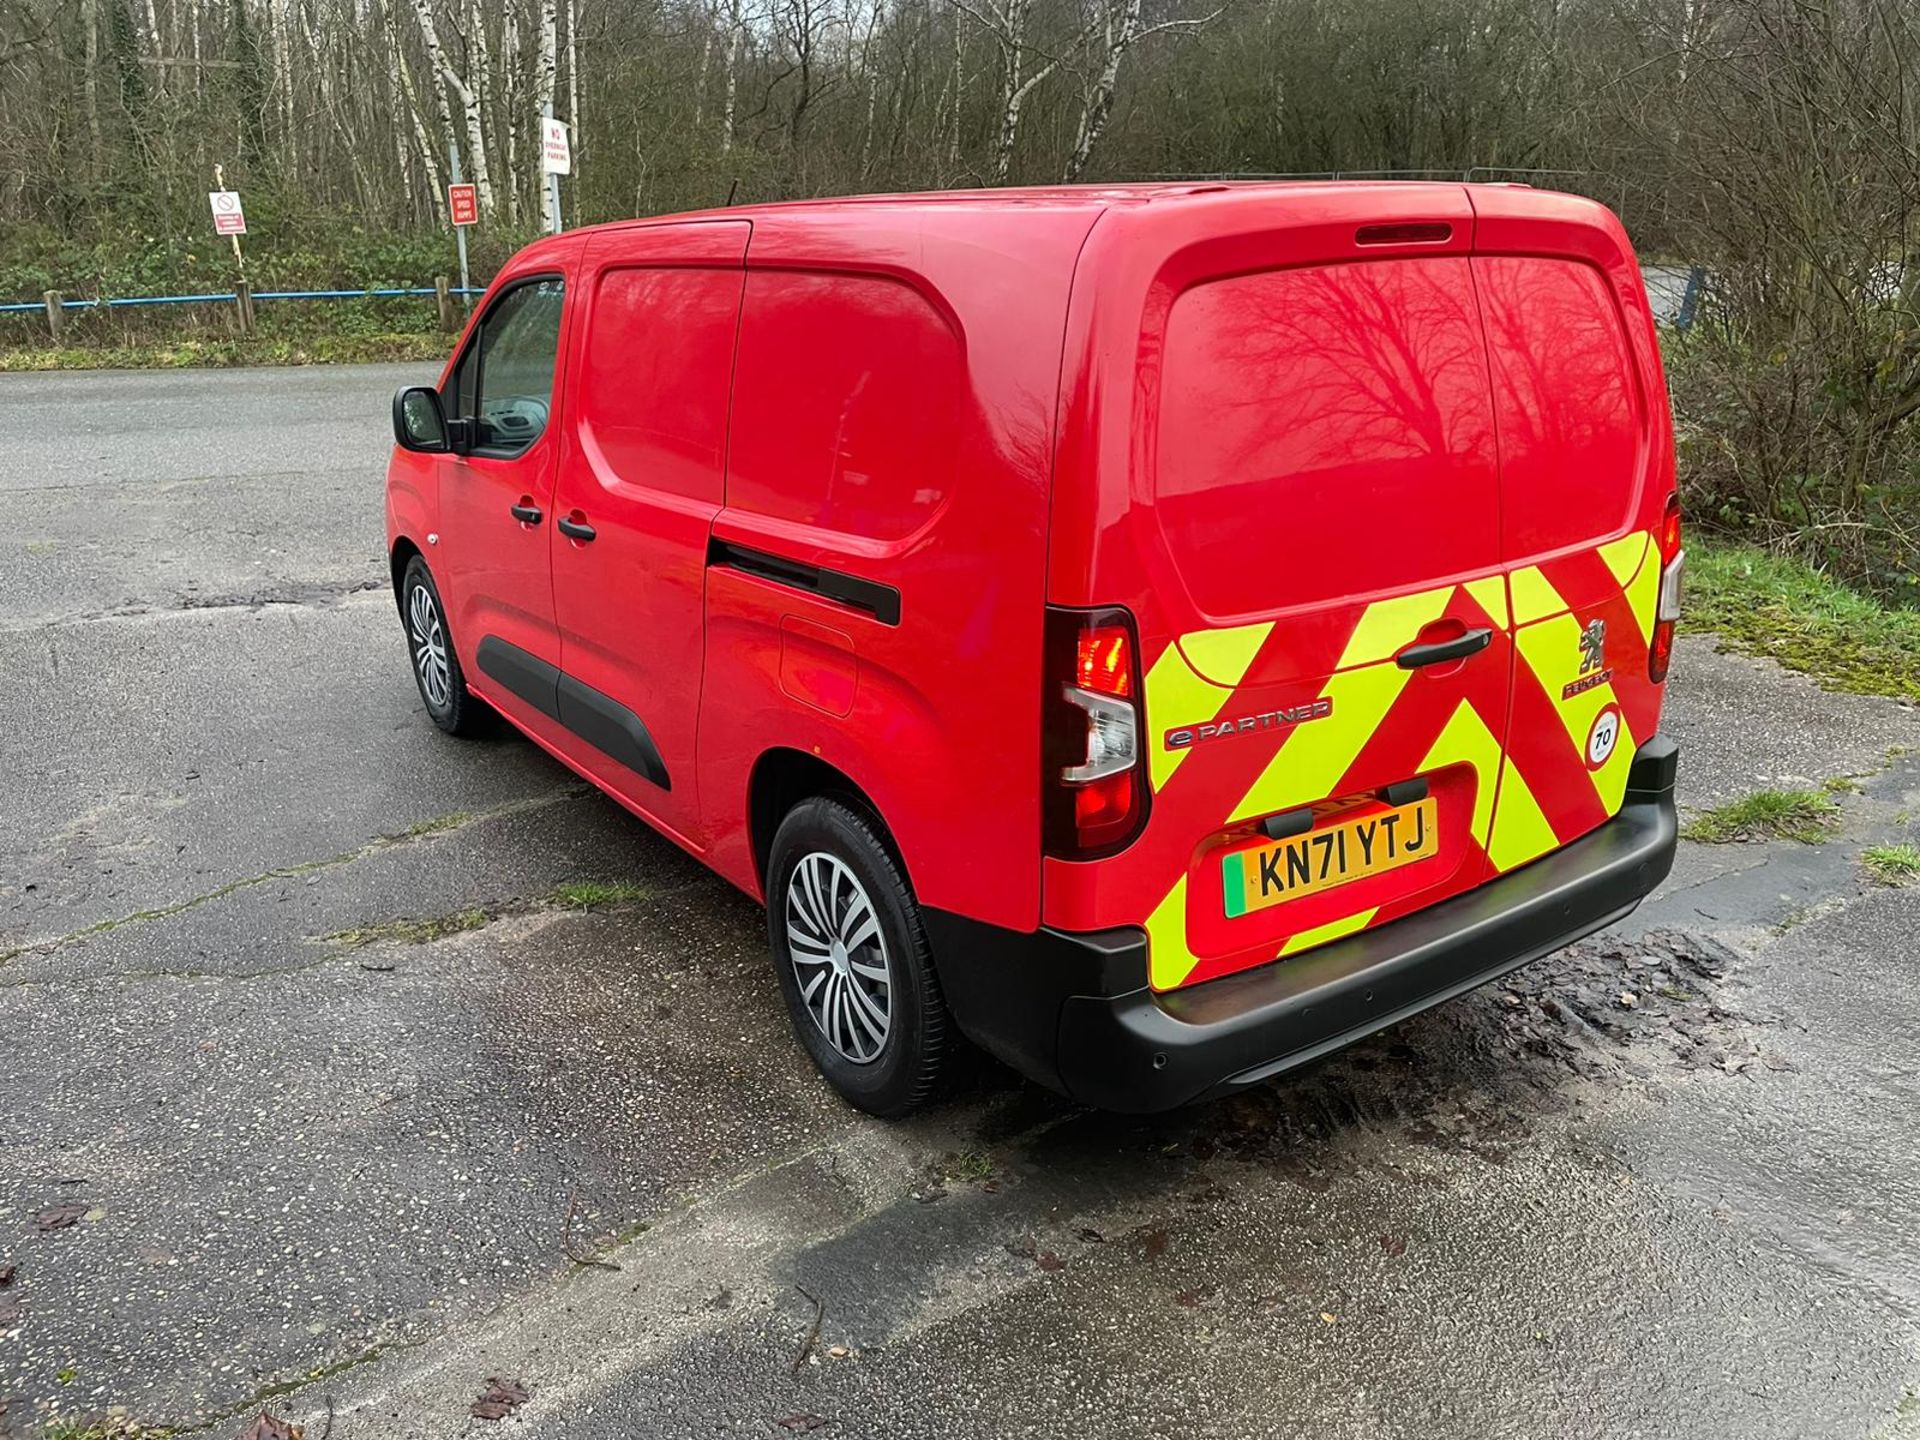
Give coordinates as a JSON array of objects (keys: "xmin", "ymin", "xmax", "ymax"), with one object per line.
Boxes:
[
  {"xmin": 727, "ymin": 272, "xmax": 960, "ymax": 542},
  {"xmin": 1153, "ymin": 258, "xmax": 1500, "ymax": 621},
  {"xmin": 1474, "ymin": 257, "xmax": 1642, "ymax": 564}
]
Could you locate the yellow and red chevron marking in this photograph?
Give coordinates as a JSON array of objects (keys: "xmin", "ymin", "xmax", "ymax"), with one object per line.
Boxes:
[{"xmin": 1131, "ymin": 529, "xmax": 1663, "ymax": 993}]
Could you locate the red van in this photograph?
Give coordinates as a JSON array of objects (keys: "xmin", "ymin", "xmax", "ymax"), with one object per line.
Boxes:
[{"xmin": 386, "ymin": 183, "xmax": 1682, "ymax": 1116}]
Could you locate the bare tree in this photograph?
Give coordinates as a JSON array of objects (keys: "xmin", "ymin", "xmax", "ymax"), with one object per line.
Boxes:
[{"xmin": 1062, "ymin": 0, "xmax": 1219, "ymax": 180}]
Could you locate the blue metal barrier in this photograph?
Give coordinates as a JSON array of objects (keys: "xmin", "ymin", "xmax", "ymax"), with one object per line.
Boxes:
[{"xmin": 0, "ymin": 285, "xmax": 487, "ymax": 315}]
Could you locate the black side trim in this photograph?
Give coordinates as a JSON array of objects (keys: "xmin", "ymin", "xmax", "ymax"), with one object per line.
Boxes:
[
  {"xmin": 477, "ymin": 635, "xmax": 561, "ymax": 721},
  {"xmin": 475, "ymin": 635, "xmax": 670, "ymax": 791},
  {"xmin": 708, "ymin": 538, "xmax": 901, "ymax": 626},
  {"xmin": 556, "ymin": 672, "xmax": 671, "ymax": 790}
]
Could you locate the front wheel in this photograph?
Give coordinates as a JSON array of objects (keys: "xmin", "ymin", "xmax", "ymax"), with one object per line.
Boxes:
[
  {"xmin": 399, "ymin": 554, "xmax": 488, "ymax": 737},
  {"xmin": 766, "ymin": 797, "xmax": 954, "ymax": 1117}
]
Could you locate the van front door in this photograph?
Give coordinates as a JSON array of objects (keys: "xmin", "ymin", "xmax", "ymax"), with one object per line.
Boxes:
[
  {"xmin": 548, "ymin": 221, "xmax": 751, "ymax": 843},
  {"xmin": 437, "ymin": 272, "xmax": 571, "ymax": 734}
]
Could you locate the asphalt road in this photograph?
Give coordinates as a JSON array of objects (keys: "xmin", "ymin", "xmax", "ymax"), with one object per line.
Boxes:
[{"xmin": 2, "ymin": 364, "xmax": 1919, "ymax": 1439}]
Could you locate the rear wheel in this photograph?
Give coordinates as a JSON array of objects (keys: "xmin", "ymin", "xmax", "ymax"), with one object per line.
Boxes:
[
  {"xmin": 766, "ymin": 797, "xmax": 952, "ymax": 1117},
  {"xmin": 399, "ymin": 554, "xmax": 488, "ymax": 737}
]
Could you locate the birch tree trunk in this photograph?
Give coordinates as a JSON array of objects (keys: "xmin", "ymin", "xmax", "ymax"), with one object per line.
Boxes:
[
  {"xmin": 694, "ymin": 24, "xmax": 713, "ymax": 129},
  {"xmin": 537, "ymin": 0, "xmax": 559, "ymax": 230},
  {"xmin": 858, "ymin": 0, "xmax": 883, "ymax": 178},
  {"xmin": 1063, "ymin": 0, "xmax": 1138, "ymax": 182},
  {"xmin": 502, "ymin": 0, "xmax": 522, "ymax": 223},
  {"xmin": 721, "ymin": 0, "xmax": 743, "ymax": 152},
  {"xmin": 1062, "ymin": 0, "xmax": 1219, "ymax": 182},
  {"xmin": 947, "ymin": 5, "xmax": 963, "ymax": 166},
  {"xmin": 565, "ymin": 0, "xmax": 580, "ymax": 158},
  {"xmin": 269, "ymin": 0, "xmax": 294, "ymax": 155},
  {"xmin": 82, "ymin": 0, "xmax": 102, "ymax": 175},
  {"xmin": 410, "ymin": 0, "xmax": 494, "ymax": 213},
  {"xmin": 384, "ymin": 0, "xmax": 444, "ymax": 221},
  {"xmin": 466, "ymin": 0, "xmax": 496, "ymax": 205}
]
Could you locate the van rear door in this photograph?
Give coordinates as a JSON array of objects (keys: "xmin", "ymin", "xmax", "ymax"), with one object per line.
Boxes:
[
  {"xmin": 1141, "ymin": 250, "xmax": 1516, "ymax": 991},
  {"xmin": 1469, "ymin": 189, "xmax": 1673, "ymax": 875},
  {"xmin": 1044, "ymin": 189, "xmax": 1519, "ymax": 994}
]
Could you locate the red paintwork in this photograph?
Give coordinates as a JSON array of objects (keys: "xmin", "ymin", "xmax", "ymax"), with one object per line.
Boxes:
[{"xmin": 386, "ymin": 181, "xmax": 1674, "ymax": 970}]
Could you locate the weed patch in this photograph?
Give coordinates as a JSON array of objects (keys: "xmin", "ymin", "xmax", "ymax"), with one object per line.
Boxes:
[
  {"xmin": 325, "ymin": 908, "xmax": 490, "ymax": 949},
  {"xmin": 550, "ymin": 880, "xmax": 649, "ymax": 909},
  {"xmin": 1861, "ymin": 844, "xmax": 1920, "ymax": 885},
  {"xmin": 1681, "ymin": 788, "xmax": 1841, "ymax": 844}
]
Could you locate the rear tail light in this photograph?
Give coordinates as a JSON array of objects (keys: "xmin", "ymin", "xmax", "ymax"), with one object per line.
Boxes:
[
  {"xmin": 1044, "ymin": 607, "xmax": 1148, "ymax": 858},
  {"xmin": 1650, "ymin": 493, "xmax": 1682, "ymax": 683}
]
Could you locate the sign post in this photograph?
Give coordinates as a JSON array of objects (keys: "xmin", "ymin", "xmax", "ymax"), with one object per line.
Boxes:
[
  {"xmin": 446, "ymin": 137, "xmax": 473, "ymax": 309},
  {"xmin": 541, "ymin": 105, "xmax": 569, "ymax": 236},
  {"xmin": 209, "ymin": 165, "xmax": 252, "ymax": 333}
]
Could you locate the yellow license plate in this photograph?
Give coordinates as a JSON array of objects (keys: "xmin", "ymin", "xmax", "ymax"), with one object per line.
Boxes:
[{"xmin": 1223, "ymin": 798, "xmax": 1439, "ymax": 917}]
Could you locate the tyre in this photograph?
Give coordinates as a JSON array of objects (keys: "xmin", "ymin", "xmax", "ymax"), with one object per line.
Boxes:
[
  {"xmin": 766, "ymin": 796, "xmax": 953, "ymax": 1117},
  {"xmin": 399, "ymin": 554, "xmax": 488, "ymax": 737}
]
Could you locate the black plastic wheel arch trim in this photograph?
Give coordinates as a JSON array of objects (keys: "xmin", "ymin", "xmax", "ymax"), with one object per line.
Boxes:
[
  {"xmin": 708, "ymin": 538, "xmax": 901, "ymax": 626},
  {"xmin": 475, "ymin": 635, "xmax": 671, "ymax": 790}
]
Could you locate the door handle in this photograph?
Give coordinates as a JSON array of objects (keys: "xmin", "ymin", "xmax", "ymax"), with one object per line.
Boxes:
[
  {"xmin": 510, "ymin": 502, "xmax": 543, "ymax": 525},
  {"xmin": 1396, "ymin": 626, "xmax": 1493, "ymax": 669},
  {"xmin": 557, "ymin": 512, "xmax": 597, "ymax": 543}
]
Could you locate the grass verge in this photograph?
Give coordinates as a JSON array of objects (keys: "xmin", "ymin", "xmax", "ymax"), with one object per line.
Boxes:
[
  {"xmin": 1861, "ymin": 844, "xmax": 1920, "ymax": 885},
  {"xmin": 0, "ymin": 333, "xmax": 449, "ymax": 371},
  {"xmin": 1681, "ymin": 787, "xmax": 1841, "ymax": 844},
  {"xmin": 1686, "ymin": 541, "xmax": 1920, "ymax": 701}
]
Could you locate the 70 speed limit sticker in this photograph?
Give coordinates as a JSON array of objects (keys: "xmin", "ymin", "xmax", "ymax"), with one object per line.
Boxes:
[{"xmin": 1586, "ymin": 704, "xmax": 1623, "ymax": 770}]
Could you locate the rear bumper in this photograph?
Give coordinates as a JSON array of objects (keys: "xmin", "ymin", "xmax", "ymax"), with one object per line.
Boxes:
[{"xmin": 927, "ymin": 736, "xmax": 1679, "ymax": 1113}]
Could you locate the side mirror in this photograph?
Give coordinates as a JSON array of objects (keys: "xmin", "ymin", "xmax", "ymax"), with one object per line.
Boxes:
[{"xmin": 393, "ymin": 385, "xmax": 451, "ymax": 453}]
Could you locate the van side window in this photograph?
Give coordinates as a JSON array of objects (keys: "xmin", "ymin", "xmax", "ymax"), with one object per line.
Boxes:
[
  {"xmin": 448, "ymin": 278, "xmax": 565, "ymax": 456},
  {"xmin": 726, "ymin": 272, "xmax": 961, "ymax": 541},
  {"xmin": 577, "ymin": 267, "xmax": 741, "ymax": 502}
]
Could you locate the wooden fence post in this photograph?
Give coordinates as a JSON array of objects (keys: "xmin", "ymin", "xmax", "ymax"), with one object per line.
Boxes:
[
  {"xmin": 234, "ymin": 281, "xmax": 255, "ymax": 335},
  {"xmin": 435, "ymin": 276, "xmax": 453, "ymax": 332},
  {"xmin": 43, "ymin": 291, "xmax": 63, "ymax": 344}
]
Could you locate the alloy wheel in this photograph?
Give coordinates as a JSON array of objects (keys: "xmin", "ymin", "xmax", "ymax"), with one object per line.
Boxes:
[
  {"xmin": 785, "ymin": 851, "xmax": 892, "ymax": 1064},
  {"xmin": 408, "ymin": 582, "xmax": 452, "ymax": 710}
]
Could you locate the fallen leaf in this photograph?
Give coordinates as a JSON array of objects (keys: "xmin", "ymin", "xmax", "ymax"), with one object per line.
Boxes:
[
  {"xmin": 1137, "ymin": 1227, "xmax": 1170, "ymax": 1262},
  {"xmin": 775, "ymin": 1416, "xmax": 831, "ymax": 1433},
  {"xmin": 82, "ymin": 1208, "xmax": 106, "ymax": 1223},
  {"xmin": 1618, "ymin": 990, "xmax": 1639, "ymax": 1009},
  {"xmin": 238, "ymin": 1411, "xmax": 303, "ymax": 1440},
  {"xmin": 0, "ymin": 1263, "xmax": 14, "ymax": 1287},
  {"xmin": 1036, "ymin": 1250, "xmax": 1065, "ymax": 1272},
  {"xmin": 826, "ymin": 1344, "xmax": 849, "ymax": 1358},
  {"xmin": 1074, "ymin": 1227, "xmax": 1105, "ymax": 1244},
  {"xmin": 471, "ymin": 1377, "xmax": 530, "ymax": 1421},
  {"xmin": 35, "ymin": 1203, "xmax": 86, "ymax": 1232},
  {"xmin": 1379, "ymin": 1234, "xmax": 1408, "ymax": 1258},
  {"xmin": 1319, "ymin": 1312, "xmax": 1338, "ymax": 1324}
]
